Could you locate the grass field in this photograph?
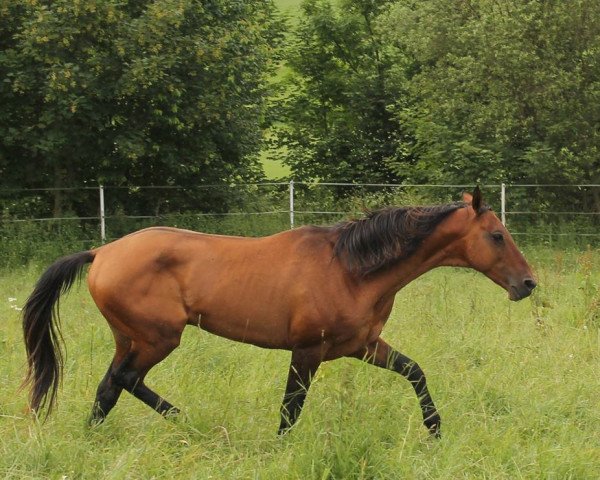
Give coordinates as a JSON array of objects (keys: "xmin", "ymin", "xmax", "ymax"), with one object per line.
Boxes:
[{"xmin": 1, "ymin": 247, "xmax": 599, "ymax": 479}]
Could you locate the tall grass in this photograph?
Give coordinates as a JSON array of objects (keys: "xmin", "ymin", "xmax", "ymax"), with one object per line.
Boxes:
[{"xmin": 1, "ymin": 247, "xmax": 599, "ymax": 479}]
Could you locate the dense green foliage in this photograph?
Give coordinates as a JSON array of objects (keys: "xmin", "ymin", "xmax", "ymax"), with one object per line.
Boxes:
[
  {"xmin": 1, "ymin": 250, "xmax": 599, "ymax": 478},
  {"xmin": 386, "ymin": 0, "xmax": 600, "ymax": 209},
  {"xmin": 275, "ymin": 0, "xmax": 600, "ymax": 200},
  {"xmin": 273, "ymin": 0, "xmax": 405, "ymax": 183},
  {"xmin": 3, "ymin": 0, "xmax": 599, "ymax": 192},
  {"xmin": 1, "ymin": 0, "xmax": 599, "ymax": 255},
  {"xmin": 0, "ymin": 0, "xmax": 284, "ymax": 216}
]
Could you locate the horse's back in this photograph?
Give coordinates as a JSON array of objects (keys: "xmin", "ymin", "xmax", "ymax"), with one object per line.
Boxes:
[
  {"xmin": 86, "ymin": 226, "xmax": 346, "ymax": 348},
  {"xmin": 87, "ymin": 226, "xmax": 264, "ymax": 312}
]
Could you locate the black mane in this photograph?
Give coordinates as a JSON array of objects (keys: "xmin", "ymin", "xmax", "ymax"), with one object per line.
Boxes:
[{"xmin": 333, "ymin": 202, "xmax": 467, "ymax": 276}]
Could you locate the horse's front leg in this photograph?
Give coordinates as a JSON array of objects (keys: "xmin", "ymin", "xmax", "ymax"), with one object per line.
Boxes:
[
  {"xmin": 348, "ymin": 337, "xmax": 441, "ymax": 437},
  {"xmin": 278, "ymin": 347, "xmax": 322, "ymax": 435}
]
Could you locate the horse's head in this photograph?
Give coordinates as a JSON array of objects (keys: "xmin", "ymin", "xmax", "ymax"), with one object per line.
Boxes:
[{"xmin": 456, "ymin": 187, "xmax": 536, "ymax": 301}]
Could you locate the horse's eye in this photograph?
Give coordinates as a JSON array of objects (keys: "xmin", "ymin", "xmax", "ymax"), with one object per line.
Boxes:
[{"xmin": 491, "ymin": 231, "xmax": 504, "ymax": 244}]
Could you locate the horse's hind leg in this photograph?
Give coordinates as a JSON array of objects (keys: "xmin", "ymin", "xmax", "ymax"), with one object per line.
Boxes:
[
  {"xmin": 112, "ymin": 335, "xmax": 182, "ymax": 417},
  {"xmin": 89, "ymin": 364, "xmax": 123, "ymax": 425},
  {"xmin": 348, "ymin": 337, "xmax": 441, "ymax": 437},
  {"xmin": 89, "ymin": 331, "xmax": 130, "ymax": 425}
]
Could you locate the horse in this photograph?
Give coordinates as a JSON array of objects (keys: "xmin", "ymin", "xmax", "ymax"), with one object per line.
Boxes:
[{"xmin": 22, "ymin": 187, "xmax": 536, "ymax": 437}]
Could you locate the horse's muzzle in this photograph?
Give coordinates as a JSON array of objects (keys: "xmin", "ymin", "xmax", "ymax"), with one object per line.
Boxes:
[{"xmin": 510, "ymin": 278, "xmax": 537, "ymax": 301}]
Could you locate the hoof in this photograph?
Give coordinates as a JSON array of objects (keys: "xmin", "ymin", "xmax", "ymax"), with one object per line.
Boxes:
[
  {"xmin": 163, "ymin": 407, "xmax": 181, "ymax": 419},
  {"xmin": 87, "ymin": 414, "xmax": 106, "ymax": 428},
  {"xmin": 428, "ymin": 423, "xmax": 441, "ymax": 438},
  {"xmin": 424, "ymin": 413, "xmax": 441, "ymax": 438},
  {"xmin": 88, "ymin": 403, "xmax": 106, "ymax": 427},
  {"xmin": 277, "ymin": 421, "xmax": 295, "ymax": 436}
]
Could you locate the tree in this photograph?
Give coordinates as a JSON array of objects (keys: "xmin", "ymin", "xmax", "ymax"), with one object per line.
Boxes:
[
  {"xmin": 384, "ymin": 0, "xmax": 600, "ymax": 202},
  {"xmin": 0, "ymin": 0, "xmax": 284, "ymax": 217},
  {"xmin": 275, "ymin": 0, "xmax": 408, "ymax": 183}
]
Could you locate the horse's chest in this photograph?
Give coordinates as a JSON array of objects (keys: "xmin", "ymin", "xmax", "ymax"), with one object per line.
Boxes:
[{"xmin": 358, "ymin": 299, "xmax": 395, "ymax": 342}]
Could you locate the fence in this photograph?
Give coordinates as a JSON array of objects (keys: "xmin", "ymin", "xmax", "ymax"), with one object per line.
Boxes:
[{"xmin": 1, "ymin": 182, "xmax": 599, "ymax": 255}]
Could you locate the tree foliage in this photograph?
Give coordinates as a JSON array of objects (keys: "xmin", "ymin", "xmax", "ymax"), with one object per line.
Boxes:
[
  {"xmin": 384, "ymin": 0, "xmax": 600, "ymax": 191},
  {"xmin": 277, "ymin": 0, "xmax": 600, "ymax": 207},
  {"xmin": 274, "ymin": 0, "xmax": 408, "ymax": 183},
  {"xmin": 2, "ymin": 0, "xmax": 599, "ymax": 218},
  {"xmin": 0, "ymin": 0, "xmax": 284, "ymax": 215}
]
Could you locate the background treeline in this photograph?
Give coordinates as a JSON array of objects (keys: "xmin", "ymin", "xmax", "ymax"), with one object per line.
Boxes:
[
  {"xmin": 1, "ymin": 0, "xmax": 599, "ymax": 260},
  {"xmin": 0, "ymin": 0, "xmax": 284, "ymax": 218},
  {"xmin": 275, "ymin": 0, "xmax": 600, "ymax": 209}
]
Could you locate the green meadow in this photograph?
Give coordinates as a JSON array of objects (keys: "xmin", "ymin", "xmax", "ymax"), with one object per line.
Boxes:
[{"xmin": 1, "ymin": 247, "xmax": 599, "ymax": 479}]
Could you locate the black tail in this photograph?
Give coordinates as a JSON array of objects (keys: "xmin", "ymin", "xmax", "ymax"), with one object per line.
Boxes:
[{"xmin": 22, "ymin": 251, "xmax": 95, "ymax": 415}]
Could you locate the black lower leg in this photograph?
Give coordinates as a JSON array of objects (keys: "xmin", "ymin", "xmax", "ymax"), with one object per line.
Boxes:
[
  {"xmin": 278, "ymin": 349, "xmax": 321, "ymax": 435},
  {"xmin": 89, "ymin": 365, "xmax": 123, "ymax": 425},
  {"xmin": 127, "ymin": 379, "xmax": 179, "ymax": 416},
  {"xmin": 388, "ymin": 350, "xmax": 441, "ymax": 437},
  {"xmin": 350, "ymin": 338, "xmax": 441, "ymax": 438},
  {"xmin": 113, "ymin": 355, "xmax": 180, "ymax": 417},
  {"xmin": 279, "ymin": 382, "xmax": 308, "ymax": 434}
]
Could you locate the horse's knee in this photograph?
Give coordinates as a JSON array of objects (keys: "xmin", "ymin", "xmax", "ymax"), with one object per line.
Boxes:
[{"xmin": 395, "ymin": 358, "xmax": 426, "ymax": 385}]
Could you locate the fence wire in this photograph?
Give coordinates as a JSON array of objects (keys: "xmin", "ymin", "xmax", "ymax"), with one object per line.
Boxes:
[{"xmin": 1, "ymin": 183, "xmax": 599, "ymax": 251}]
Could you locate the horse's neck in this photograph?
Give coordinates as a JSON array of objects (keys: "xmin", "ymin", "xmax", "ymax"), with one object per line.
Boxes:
[{"xmin": 365, "ymin": 209, "xmax": 470, "ymax": 300}]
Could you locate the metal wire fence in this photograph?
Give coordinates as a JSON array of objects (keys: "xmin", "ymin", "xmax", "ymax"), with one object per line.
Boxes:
[{"xmin": 1, "ymin": 182, "xmax": 599, "ymax": 264}]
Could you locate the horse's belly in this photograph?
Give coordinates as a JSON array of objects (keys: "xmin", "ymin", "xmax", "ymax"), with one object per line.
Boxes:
[{"xmin": 194, "ymin": 311, "xmax": 289, "ymax": 349}]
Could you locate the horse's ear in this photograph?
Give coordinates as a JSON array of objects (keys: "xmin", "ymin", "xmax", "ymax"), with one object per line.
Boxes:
[
  {"xmin": 472, "ymin": 186, "xmax": 483, "ymax": 214},
  {"xmin": 462, "ymin": 191, "xmax": 473, "ymax": 204}
]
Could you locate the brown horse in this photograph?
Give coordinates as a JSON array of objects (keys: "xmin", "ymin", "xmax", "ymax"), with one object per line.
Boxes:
[{"xmin": 22, "ymin": 188, "xmax": 535, "ymax": 437}]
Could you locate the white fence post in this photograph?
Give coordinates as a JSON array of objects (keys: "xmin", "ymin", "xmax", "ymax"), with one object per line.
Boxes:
[
  {"xmin": 289, "ymin": 180, "xmax": 295, "ymax": 229},
  {"xmin": 500, "ymin": 183, "xmax": 506, "ymax": 226},
  {"xmin": 99, "ymin": 185, "xmax": 106, "ymax": 243}
]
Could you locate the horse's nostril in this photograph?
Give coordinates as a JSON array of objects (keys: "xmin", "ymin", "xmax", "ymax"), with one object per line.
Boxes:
[{"xmin": 524, "ymin": 278, "xmax": 537, "ymax": 291}]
